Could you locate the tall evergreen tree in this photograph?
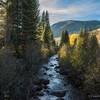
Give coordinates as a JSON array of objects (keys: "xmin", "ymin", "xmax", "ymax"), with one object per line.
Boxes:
[
  {"xmin": 59, "ymin": 30, "xmax": 70, "ymax": 72},
  {"xmin": 45, "ymin": 10, "xmax": 50, "ymax": 26},
  {"xmin": 37, "ymin": 11, "xmax": 46, "ymax": 42},
  {"xmin": 71, "ymin": 28, "xmax": 89, "ymax": 73},
  {"xmin": 88, "ymin": 35, "xmax": 98, "ymax": 66},
  {"xmin": 60, "ymin": 30, "xmax": 69, "ymax": 47},
  {"xmin": 37, "ymin": 21, "xmax": 44, "ymax": 42},
  {"xmin": 6, "ymin": 0, "xmax": 39, "ymax": 57},
  {"xmin": 22, "ymin": 0, "xmax": 39, "ymax": 40},
  {"xmin": 43, "ymin": 10, "xmax": 54, "ymax": 48},
  {"xmin": 21, "ymin": 0, "xmax": 39, "ymax": 58},
  {"xmin": 41, "ymin": 11, "xmax": 46, "ymax": 29},
  {"xmin": 5, "ymin": 0, "xmax": 23, "ymax": 56}
]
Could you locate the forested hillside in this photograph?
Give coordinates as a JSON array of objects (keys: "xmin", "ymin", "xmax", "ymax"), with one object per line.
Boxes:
[
  {"xmin": 52, "ymin": 20, "xmax": 100, "ymax": 37},
  {"xmin": 58, "ymin": 29, "xmax": 100, "ymax": 99}
]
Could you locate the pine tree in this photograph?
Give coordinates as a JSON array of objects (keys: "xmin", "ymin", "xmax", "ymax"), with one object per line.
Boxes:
[
  {"xmin": 41, "ymin": 11, "xmax": 46, "ymax": 29},
  {"xmin": 45, "ymin": 10, "xmax": 50, "ymax": 26},
  {"xmin": 37, "ymin": 21, "xmax": 44, "ymax": 42},
  {"xmin": 20, "ymin": 0, "xmax": 39, "ymax": 58},
  {"xmin": 83, "ymin": 34, "xmax": 99, "ymax": 94},
  {"xmin": 37, "ymin": 11, "xmax": 46, "ymax": 42},
  {"xmin": 71, "ymin": 28, "xmax": 89, "ymax": 72},
  {"xmin": 22, "ymin": 0, "xmax": 39, "ymax": 41},
  {"xmin": 43, "ymin": 10, "xmax": 54, "ymax": 48},
  {"xmin": 88, "ymin": 35, "xmax": 98, "ymax": 66},
  {"xmin": 5, "ymin": 0, "xmax": 40, "ymax": 57},
  {"xmin": 43, "ymin": 25, "xmax": 50, "ymax": 47},
  {"xmin": 59, "ymin": 30, "xmax": 70, "ymax": 71},
  {"xmin": 60, "ymin": 30, "xmax": 69, "ymax": 47}
]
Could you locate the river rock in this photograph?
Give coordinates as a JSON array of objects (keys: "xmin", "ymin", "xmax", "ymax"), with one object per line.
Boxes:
[
  {"xmin": 34, "ymin": 79, "xmax": 41, "ymax": 85},
  {"xmin": 32, "ymin": 85, "xmax": 43, "ymax": 92},
  {"xmin": 34, "ymin": 78, "xmax": 49, "ymax": 86},
  {"xmin": 54, "ymin": 64, "xmax": 57, "ymax": 66},
  {"xmin": 56, "ymin": 57, "xmax": 59, "ymax": 60},
  {"xmin": 50, "ymin": 90, "xmax": 66, "ymax": 97},
  {"xmin": 55, "ymin": 68, "xmax": 60, "ymax": 73},
  {"xmin": 44, "ymin": 89, "xmax": 50, "ymax": 93},
  {"xmin": 44, "ymin": 66, "xmax": 49, "ymax": 71},
  {"xmin": 39, "ymin": 78, "xmax": 50, "ymax": 85},
  {"xmin": 55, "ymin": 65, "xmax": 60, "ymax": 69},
  {"xmin": 56, "ymin": 98, "xmax": 64, "ymax": 100},
  {"xmin": 42, "ymin": 84, "xmax": 48, "ymax": 89},
  {"xmin": 60, "ymin": 70, "xmax": 68, "ymax": 75},
  {"xmin": 49, "ymin": 74, "xmax": 53, "ymax": 77},
  {"xmin": 35, "ymin": 92, "xmax": 44, "ymax": 96},
  {"xmin": 43, "ymin": 72, "xmax": 47, "ymax": 75},
  {"xmin": 30, "ymin": 97, "xmax": 40, "ymax": 100},
  {"xmin": 50, "ymin": 64, "xmax": 54, "ymax": 66}
]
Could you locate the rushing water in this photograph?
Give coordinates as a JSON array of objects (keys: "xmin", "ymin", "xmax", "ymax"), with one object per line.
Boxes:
[{"xmin": 37, "ymin": 55, "xmax": 85, "ymax": 100}]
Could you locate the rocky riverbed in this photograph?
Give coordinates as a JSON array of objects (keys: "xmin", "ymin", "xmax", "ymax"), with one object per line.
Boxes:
[{"xmin": 31, "ymin": 55, "xmax": 85, "ymax": 100}]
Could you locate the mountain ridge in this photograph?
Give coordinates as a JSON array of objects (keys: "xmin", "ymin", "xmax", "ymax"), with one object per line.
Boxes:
[{"xmin": 52, "ymin": 20, "xmax": 100, "ymax": 37}]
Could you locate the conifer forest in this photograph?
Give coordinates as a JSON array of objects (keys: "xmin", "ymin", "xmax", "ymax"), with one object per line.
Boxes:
[{"xmin": 0, "ymin": 0, "xmax": 100, "ymax": 100}]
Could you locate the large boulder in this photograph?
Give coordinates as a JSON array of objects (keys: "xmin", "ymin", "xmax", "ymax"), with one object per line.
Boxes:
[
  {"xmin": 39, "ymin": 78, "xmax": 49, "ymax": 85},
  {"xmin": 50, "ymin": 90, "xmax": 66, "ymax": 97}
]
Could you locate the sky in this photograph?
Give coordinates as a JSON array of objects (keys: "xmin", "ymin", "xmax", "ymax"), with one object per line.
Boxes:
[{"xmin": 39, "ymin": 0, "xmax": 100, "ymax": 25}]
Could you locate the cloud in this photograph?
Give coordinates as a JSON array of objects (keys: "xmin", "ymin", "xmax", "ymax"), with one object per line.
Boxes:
[
  {"xmin": 39, "ymin": 0, "xmax": 55, "ymax": 5},
  {"xmin": 41, "ymin": 2, "xmax": 99, "ymax": 15},
  {"xmin": 39, "ymin": 0, "xmax": 100, "ymax": 24},
  {"xmin": 39, "ymin": 0, "xmax": 57, "ymax": 8}
]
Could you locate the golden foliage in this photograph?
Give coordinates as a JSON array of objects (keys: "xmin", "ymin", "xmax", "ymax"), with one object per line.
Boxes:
[
  {"xmin": 58, "ymin": 44, "xmax": 70, "ymax": 61},
  {"xmin": 70, "ymin": 34, "xmax": 79, "ymax": 46}
]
